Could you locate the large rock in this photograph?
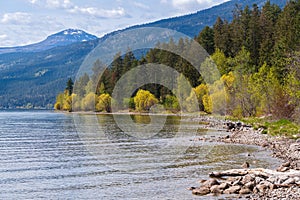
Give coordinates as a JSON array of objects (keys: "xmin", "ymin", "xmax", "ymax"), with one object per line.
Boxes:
[
  {"xmin": 223, "ymin": 186, "xmax": 241, "ymax": 194},
  {"xmin": 256, "ymin": 184, "xmax": 268, "ymax": 193},
  {"xmin": 282, "ymin": 178, "xmax": 295, "ymax": 185},
  {"xmin": 241, "ymin": 174, "xmax": 255, "ymax": 185},
  {"xmin": 244, "ymin": 181, "xmax": 255, "ymax": 190},
  {"xmin": 218, "ymin": 182, "xmax": 229, "ymax": 190},
  {"xmin": 192, "ymin": 187, "xmax": 210, "ymax": 195},
  {"xmin": 239, "ymin": 187, "xmax": 251, "ymax": 194},
  {"xmin": 210, "ymin": 185, "xmax": 222, "ymax": 194},
  {"xmin": 201, "ymin": 179, "xmax": 219, "ymax": 188}
]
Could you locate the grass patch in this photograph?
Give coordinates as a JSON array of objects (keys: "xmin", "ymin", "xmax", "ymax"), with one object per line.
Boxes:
[{"xmin": 239, "ymin": 118, "xmax": 300, "ymax": 139}]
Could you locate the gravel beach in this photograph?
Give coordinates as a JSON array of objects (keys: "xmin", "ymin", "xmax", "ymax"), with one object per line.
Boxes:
[{"xmin": 190, "ymin": 116, "xmax": 300, "ymax": 199}]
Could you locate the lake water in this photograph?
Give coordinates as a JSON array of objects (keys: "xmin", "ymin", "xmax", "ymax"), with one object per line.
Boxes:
[{"xmin": 0, "ymin": 111, "xmax": 281, "ymax": 199}]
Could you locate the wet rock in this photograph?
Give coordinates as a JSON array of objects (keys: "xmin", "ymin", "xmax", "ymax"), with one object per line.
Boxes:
[
  {"xmin": 282, "ymin": 178, "xmax": 295, "ymax": 185},
  {"xmin": 290, "ymin": 143, "xmax": 300, "ymax": 151},
  {"xmin": 278, "ymin": 175, "xmax": 289, "ymax": 184},
  {"xmin": 192, "ymin": 187, "xmax": 210, "ymax": 195},
  {"xmin": 187, "ymin": 187, "xmax": 196, "ymax": 190},
  {"xmin": 256, "ymin": 184, "xmax": 268, "ymax": 193},
  {"xmin": 223, "ymin": 185, "xmax": 241, "ymax": 194},
  {"xmin": 282, "ymin": 162, "xmax": 291, "ymax": 167},
  {"xmin": 201, "ymin": 179, "xmax": 219, "ymax": 188},
  {"xmin": 242, "ymin": 174, "xmax": 255, "ymax": 185},
  {"xmin": 232, "ymin": 176, "xmax": 242, "ymax": 186},
  {"xmin": 218, "ymin": 182, "xmax": 229, "ymax": 190},
  {"xmin": 255, "ymin": 177, "xmax": 265, "ymax": 184},
  {"xmin": 241, "ymin": 161, "xmax": 250, "ymax": 169},
  {"xmin": 210, "ymin": 185, "xmax": 222, "ymax": 194},
  {"xmin": 244, "ymin": 181, "xmax": 255, "ymax": 190},
  {"xmin": 267, "ymin": 176, "xmax": 277, "ymax": 184},
  {"xmin": 239, "ymin": 187, "xmax": 252, "ymax": 194},
  {"xmin": 277, "ymin": 166, "xmax": 289, "ymax": 172}
]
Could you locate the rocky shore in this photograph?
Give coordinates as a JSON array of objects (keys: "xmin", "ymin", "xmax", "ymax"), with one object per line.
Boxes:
[{"xmin": 190, "ymin": 117, "xmax": 300, "ymax": 199}]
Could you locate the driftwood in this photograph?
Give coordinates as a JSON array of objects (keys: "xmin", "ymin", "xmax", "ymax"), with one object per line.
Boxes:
[{"xmin": 209, "ymin": 168, "xmax": 300, "ymax": 179}]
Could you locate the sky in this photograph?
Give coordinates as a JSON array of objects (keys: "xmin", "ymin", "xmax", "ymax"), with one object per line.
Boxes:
[{"xmin": 0, "ymin": 0, "xmax": 229, "ymax": 47}]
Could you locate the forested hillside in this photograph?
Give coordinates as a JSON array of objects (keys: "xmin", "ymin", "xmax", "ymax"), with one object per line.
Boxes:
[{"xmin": 55, "ymin": 1, "xmax": 300, "ymax": 123}]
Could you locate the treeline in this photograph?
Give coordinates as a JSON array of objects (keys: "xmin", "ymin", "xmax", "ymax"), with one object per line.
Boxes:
[
  {"xmin": 55, "ymin": 0, "xmax": 300, "ymax": 121},
  {"xmin": 195, "ymin": 0, "xmax": 300, "ymax": 120}
]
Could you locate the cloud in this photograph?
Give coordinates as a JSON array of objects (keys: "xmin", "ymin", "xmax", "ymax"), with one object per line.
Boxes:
[
  {"xmin": 28, "ymin": 0, "xmax": 39, "ymax": 4},
  {"xmin": 169, "ymin": 0, "xmax": 229, "ymax": 10},
  {"xmin": 1, "ymin": 12, "xmax": 32, "ymax": 24},
  {"xmin": 0, "ymin": 34, "xmax": 7, "ymax": 39},
  {"xmin": 29, "ymin": 0, "xmax": 128, "ymax": 19},
  {"xmin": 68, "ymin": 6, "xmax": 128, "ymax": 19},
  {"xmin": 46, "ymin": 0, "xmax": 73, "ymax": 9},
  {"xmin": 133, "ymin": 2, "xmax": 150, "ymax": 10}
]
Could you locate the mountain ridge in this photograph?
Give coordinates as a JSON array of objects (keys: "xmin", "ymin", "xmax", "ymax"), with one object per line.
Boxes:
[{"xmin": 0, "ymin": 28, "xmax": 98, "ymax": 54}]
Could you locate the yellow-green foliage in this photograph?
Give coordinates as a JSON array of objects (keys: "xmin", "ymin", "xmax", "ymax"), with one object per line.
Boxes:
[
  {"xmin": 81, "ymin": 92, "xmax": 97, "ymax": 111},
  {"xmin": 134, "ymin": 89, "xmax": 159, "ymax": 112},
  {"xmin": 96, "ymin": 93, "xmax": 112, "ymax": 112},
  {"xmin": 202, "ymin": 94, "xmax": 212, "ymax": 114},
  {"xmin": 193, "ymin": 84, "xmax": 208, "ymax": 111},
  {"xmin": 164, "ymin": 95, "xmax": 180, "ymax": 112}
]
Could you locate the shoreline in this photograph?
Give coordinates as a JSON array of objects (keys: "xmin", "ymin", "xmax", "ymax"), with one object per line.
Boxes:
[{"xmin": 190, "ymin": 117, "xmax": 300, "ymax": 199}]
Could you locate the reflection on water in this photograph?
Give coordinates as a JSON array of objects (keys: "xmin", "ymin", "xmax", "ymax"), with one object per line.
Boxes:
[{"xmin": 0, "ymin": 111, "xmax": 281, "ymax": 199}]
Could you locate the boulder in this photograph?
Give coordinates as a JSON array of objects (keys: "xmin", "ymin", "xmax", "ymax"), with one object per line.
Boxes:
[
  {"xmin": 244, "ymin": 181, "xmax": 255, "ymax": 190},
  {"xmin": 210, "ymin": 185, "xmax": 222, "ymax": 194},
  {"xmin": 223, "ymin": 186, "xmax": 241, "ymax": 194},
  {"xmin": 239, "ymin": 187, "xmax": 251, "ymax": 194},
  {"xmin": 241, "ymin": 174, "xmax": 255, "ymax": 185},
  {"xmin": 282, "ymin": 178, "xmax": 295, "ymax": 185},
  {"xmin": 218, "ymin": 182, "xmax": 229, "ymax": 190},
  {"xmin": 201, "ymin": 179, "xmax": 219, "ymax": 188},
  {"xmin": 256, "ymin": 184, "xmax": 268, "ymax": 193},
  {"xmin": 192, "ymin": 187, "xmax": 210, "ymax": 195},
  {"xmin": 241, "ymin": 161, "xmax": 250, "ymax": 169}
]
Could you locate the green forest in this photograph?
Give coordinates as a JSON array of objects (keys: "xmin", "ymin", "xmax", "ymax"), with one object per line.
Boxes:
[{"xmin": 55, "ymin": 1, "xmax": 300, "ymax": 127}]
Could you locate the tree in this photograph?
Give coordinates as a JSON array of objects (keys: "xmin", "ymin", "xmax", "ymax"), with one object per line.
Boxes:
[
  {"xmin": 163, "ymin": 95, "xmax": 180, "ymax": 112},
  {"xmin": 74, "ymin": 73, "xmax": 90, "ymax": 97},
  {"xmin": 211, "ymin": 49, "xmax": 230, "ymax": 75},
  {"xmin": 54, "ymin": 93, "xmax": 64, "ymax": 110},
  {"xmin": 213, "ymin": 17, "xmax": 232, "ymax": 56},
  {"xmin": 66, "ymin": 78, "xmax": 74, "ymax": 96},
  {"xmin": 248, "ymin": 4, "xmax": 261, "ymax": 66},
  {"xmin": 259, "ymin": 1, "xmax": 281, "ymax": 66},
  {"xmin": 81, "ymin": 92, "xmax": 97, "ymax": 111},
  {"xmin": 193, "ymin": 84, "xmax": 209, "ymax": 111},
  {"xmin": 197, "ymin": 26, "xmax": 215, "ymax": 55},
  {"xmin": 96, "ymin": 93, "xmax": 112, "ymax": 112},
  {"xmin": 134, "ymin": 89, "xmax": 159, "ymax": 112}
]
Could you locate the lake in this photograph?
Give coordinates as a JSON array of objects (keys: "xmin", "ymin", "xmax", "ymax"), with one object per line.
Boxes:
[{"xmin": 0, "ymin": 111, "xmax": 281, "ymax": 199}]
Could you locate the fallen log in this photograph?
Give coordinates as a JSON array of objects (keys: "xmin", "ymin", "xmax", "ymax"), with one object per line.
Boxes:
[{"xmin": 209, "ymin": 168, "xmax": 300, "ymax": 179}]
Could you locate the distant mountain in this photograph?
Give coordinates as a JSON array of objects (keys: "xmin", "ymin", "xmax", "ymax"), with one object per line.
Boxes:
[
  {"xmin": 101, "ymin": 0, "xmax": 286, "ymax": 40},
  {"xmin": 0, "ymin": 29, "xmax": 98, "ymax": 54},
  {"xmin": 0, "ymin": 0, "xmax": 287, "ymax": 109}
]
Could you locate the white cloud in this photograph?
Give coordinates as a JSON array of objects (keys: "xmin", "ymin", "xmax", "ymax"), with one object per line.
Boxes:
[
  {"xmin": 29, "ymin": 0, "xmax": 128, "ymax": 19},
  {"xmin": 68, "ymin": 6, "xmax": 127, "ymax": 18},
  {"xmin": 45, "ymin": 0, "xmax": 73, "ymax": 9},
  {"xmin": 170, "ymin": 0, "xmax": 229, "ymax": 11},
  {"xmin": 29, "ymin": 0, "xmax": 39, "ymax": 4},
  {"xmin": 1, "ymin": 12, "xmax": 32, "ymax": 24},
  {"xmin": 0, "ymin": 34, "xmax": 7, "ymax": 39},
  {"xmin": 133, "ymin": 2, "xmax": 150, "ymax": 10}
]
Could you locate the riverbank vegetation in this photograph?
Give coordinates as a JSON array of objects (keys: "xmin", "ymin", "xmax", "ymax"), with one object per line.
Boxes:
[{"xmin": 55, "ymin": 1, "xmax": 300, "ymax": 135}]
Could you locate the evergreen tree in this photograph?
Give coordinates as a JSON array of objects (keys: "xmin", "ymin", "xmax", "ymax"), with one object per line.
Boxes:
[
  {"xmin": 196, "ymin": 26, "xmax": 215, "ymax": 55},
  {"xmin": 66, "ymin": 78, "xmax": 74, "ymax": 96}
]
